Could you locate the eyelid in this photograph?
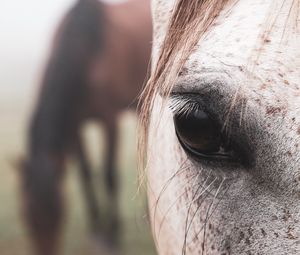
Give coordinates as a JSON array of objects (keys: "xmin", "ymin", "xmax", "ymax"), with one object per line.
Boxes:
[
  {"xmin": 171, "ymin": 70, "xmax": 232, "ymax": 95},
  {"xmin": 170, "ymin": 70, "xmax": 243, "ymax": 117}
]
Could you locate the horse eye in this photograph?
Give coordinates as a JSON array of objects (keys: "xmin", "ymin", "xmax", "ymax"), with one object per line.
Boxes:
[{"xmin": 174, "ymin": 109, "xmax": 234, "ymax": 160}]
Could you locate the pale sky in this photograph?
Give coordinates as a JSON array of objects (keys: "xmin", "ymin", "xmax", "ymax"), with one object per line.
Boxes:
[{"xmin": 0, "ymin": 0, "xmax": 125, "ymax": 104}]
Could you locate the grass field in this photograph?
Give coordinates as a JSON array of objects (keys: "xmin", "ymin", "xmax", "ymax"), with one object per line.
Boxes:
[{"xmin": 0, "ymin": 95, "xmax": 156, "ymax": 255}]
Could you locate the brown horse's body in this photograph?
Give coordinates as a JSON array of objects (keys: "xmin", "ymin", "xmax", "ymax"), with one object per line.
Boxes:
[
  {"xmin": 84, "ymin": 0, "xmax": 152, "ymax": 118},
  {"xmin": 23, "ymin": 0, "xmax": 152, "ymax": 254}
]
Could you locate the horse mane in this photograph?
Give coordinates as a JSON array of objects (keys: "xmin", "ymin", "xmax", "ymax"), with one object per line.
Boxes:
[
  {"xmin": 138, "ymin": 0, "xmax": 300, "ymax": 170},
  {"xmin": 23, "ymin": 0, "xmax": 105, "ymax": 248},
  {"xmin": 138, "ymin": 0, "xmax": 233, "ymax": 170}
]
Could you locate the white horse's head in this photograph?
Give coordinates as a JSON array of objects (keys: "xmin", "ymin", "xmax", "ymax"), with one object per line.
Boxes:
[{"xmin": 140, "ymin": 0, "xmax": 300, "ymax": 254}]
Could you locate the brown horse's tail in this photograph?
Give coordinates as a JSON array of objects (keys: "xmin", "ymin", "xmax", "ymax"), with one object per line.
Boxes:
[{"xmin": 23, "ymin": 0, "xmax": 104, "ymax": 254}]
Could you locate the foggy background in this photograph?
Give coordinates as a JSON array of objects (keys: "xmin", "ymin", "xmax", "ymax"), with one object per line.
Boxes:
[{"xmin": 0, "ymin": 0, "xmax": 155, "ymax": 254}]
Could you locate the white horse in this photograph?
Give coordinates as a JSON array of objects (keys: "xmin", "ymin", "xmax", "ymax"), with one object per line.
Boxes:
[{"xmin": 140, "ymin": 0, "xmax": 300, "ymax": 254}]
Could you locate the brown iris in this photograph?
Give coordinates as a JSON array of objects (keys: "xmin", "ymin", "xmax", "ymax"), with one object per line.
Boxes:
[{"xmin": 174, "ymin": 109, "xmax": 229, "ymax": 159}]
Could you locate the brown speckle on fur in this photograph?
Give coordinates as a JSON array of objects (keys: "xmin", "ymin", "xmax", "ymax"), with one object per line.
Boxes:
[
  {"xmin": 266, "ymin": 106, "xmax": 283, "ymax": 115},
  {"xmin": 287, "ymin": 226, "xmax": 298, "ymax": 239},
  {"xmin": 261, "ymin": 228, "xmax": 267, "ymax": 237}
]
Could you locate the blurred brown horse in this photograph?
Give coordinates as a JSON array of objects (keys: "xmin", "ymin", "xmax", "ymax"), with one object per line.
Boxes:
[{"xmin": 22, "ymin": 0, "xmax": 152, "ymax": 254}]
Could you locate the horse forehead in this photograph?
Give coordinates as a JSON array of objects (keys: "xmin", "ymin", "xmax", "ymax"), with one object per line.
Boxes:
[
  {"xmin": 152, "ymin": 0, "xmax": 300, "ymax": 101},
  {"xmin": 185, "ymin": 0, "xmax": 300, "ymax": 107}
]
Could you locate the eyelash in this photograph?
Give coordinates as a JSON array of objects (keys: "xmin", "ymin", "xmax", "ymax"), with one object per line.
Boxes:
[{"xmin": 169, "ymin": 96, "xmax": 203, "ymax": 117}]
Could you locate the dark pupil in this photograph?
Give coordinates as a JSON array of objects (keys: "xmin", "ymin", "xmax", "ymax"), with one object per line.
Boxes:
[{"xmin": 174, "ymin": 110, "xmax": 222, "ymax": 154}]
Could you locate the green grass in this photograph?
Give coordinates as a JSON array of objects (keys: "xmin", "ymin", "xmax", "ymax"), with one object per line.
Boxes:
[{"xmin": 0, "ymin": 106, "xmax": 156, "ymax": 255}]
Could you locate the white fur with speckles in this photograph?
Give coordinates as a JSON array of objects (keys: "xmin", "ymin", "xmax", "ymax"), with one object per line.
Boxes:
[{"xmin": 147, "ymin": 0, "xmax": 300, "ymax": 254}]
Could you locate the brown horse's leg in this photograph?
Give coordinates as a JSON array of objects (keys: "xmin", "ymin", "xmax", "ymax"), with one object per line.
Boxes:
[
  {"xmin": 104, "ymin": 118, "xmax": 120, "ymax": 243},
  {"xmin": 23, "ymin": 155, "xmax": 63, "ymax": 255},
  {"xmin": 75, "ymin": 134, "xmax": 101, "ymax": 234}
]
